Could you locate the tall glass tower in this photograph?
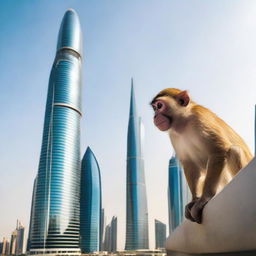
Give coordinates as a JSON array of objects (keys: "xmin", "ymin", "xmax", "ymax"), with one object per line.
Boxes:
[
  {"xmin": 168, "ymin": 155, "xmax": 191, "ymax": 234},
  {"xmin": 28, "ymin": 9, "xmax": 82, "ymax": 256},
  {"xmin": 125, "ymin": 79, "xmax": 149, "ymax": 250},
  {"xmin": 80, "ymin": 147, "xmax": 102, "ymax": 253}
]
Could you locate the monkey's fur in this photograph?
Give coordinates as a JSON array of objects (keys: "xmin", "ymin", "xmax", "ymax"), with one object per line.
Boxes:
[{"xmin": 151, "ymin": 88, "xmax": 252, "ymax": 223}]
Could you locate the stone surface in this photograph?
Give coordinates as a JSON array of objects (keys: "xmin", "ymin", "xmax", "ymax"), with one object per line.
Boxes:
[{"xmin": 166, "ymin": 157, "xmax": 256, "ymax": 254}]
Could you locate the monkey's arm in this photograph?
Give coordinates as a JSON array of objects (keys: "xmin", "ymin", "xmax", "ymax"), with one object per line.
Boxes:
[
  {"xmin": 190, "ymin": 154, "xmax": 226, "ymax": 223},
  {"xmin": 183, "ymin": 161, "xmax": 203, "ymax": 199},
  {"xmin": 182, "ymin": 161, "xmax": 204, "ymax": 222}
]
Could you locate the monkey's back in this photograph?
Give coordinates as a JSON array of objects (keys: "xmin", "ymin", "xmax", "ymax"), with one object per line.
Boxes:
[{"xmin": 191, "ymin": 104, "xmax": 252, "ymax": 162}]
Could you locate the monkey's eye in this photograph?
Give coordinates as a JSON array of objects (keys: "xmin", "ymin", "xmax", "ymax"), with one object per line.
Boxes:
[
  {"xmin": 152, "ymin": 105, "xmax": 156, "ymax": 111},
  {"xmin": 157, "ymin": 102, "xmax": 163, "ymax": 109}
]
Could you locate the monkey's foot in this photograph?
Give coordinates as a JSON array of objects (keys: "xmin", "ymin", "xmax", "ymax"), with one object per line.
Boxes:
[
  {"xmin": 185, "ymin": 198, "xmax": 200, "ymax": 222},
  {"xmin": 190, "ymin": 198, "xmax": 209, "ymax": 224}
]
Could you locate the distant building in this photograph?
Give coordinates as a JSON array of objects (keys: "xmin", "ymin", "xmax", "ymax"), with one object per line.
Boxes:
[
  {"xmin": 16, "ymin": 221, "xmax": 24, "ymax": 255},
  {"xmin": 110, "ymin": 216, "xmax": 117, "ymax": 252},
  {"xmin": 125, "ymin": 80, "xmax": 149, "ymax": 250},
  {"xmin": 10, "ymin": 230, "xmax": 17, "ymax": 255},
  {"xmin": 1, "ymin": 237, "xmax": 10, "ymax": 256},
  {"xmin": 80, "ymin": 147, "xmax": 102, "ymax": 253},
  {"xmin": 104, "ymin": 224, "xmax": 111, "ymax": 252},
  {"xmin": 155, "ymin": 219, "xmax": 166, "ymax": 249},
  {"xmin": 168, "ymin": 155, "xmax": 191, "ymax": 234},
  {"xmin": 10, "ymin": 221, "xmax": 24, "ymax": 256},
  {"xmin": 104, "ymin": 216, "xmax": 117, "ymax": 252}
]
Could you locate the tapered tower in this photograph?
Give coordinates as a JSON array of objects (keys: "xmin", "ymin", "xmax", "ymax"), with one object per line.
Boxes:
[
  {"xmin": 125, "ymin": 79, "xmax": 149, "ymax": 250},
  {"xmin": 28, "ymin": 9, "xmax": 82, "ymax": 256},
  {"xmin": 80, "ymin": 147, "xmax": 102, "ymax": 253}
]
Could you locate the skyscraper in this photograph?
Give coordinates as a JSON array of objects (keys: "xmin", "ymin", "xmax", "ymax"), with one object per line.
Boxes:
[
  {"xmin": 110, "ymin": 216, "xmax": 117, "ymax": 252},
  {"xmin": 80, "ymin": 147, "xmax": 102, "ymax": 253},
  {"xmin": 28, "ymin": 9, "xmax": 82, "ymax": 256},
  {"xmin": 16, "ymin": 221, "xmax": 24, "ymax": 255},
  {"xmin": 168, "ymin": 155, "xmax": 182, "ymax": 233},
  {"xmin": 155, "ymin": 219, "xmax": 166, "ymax": 249},
  {"xmin": 9, "ymin": 221, "xmax": 24, "ymax": 256},
  {"xmin": 168, "ymin": 155, "xmax": 191, "ymax": 234},
  {"xmin": 125, "ymin": 79, "xmax": 149, "ymax": 250},
  {"xmin": 103, "ymin": 216, "xmax": 117, "ymax": 252},
  {"xmin": 1, "ymin": 237, "xmax": 10, "ymax": 256},
  {"xmin": 10, "ymin": 230, "xmax": 17, "ymax": 255}
]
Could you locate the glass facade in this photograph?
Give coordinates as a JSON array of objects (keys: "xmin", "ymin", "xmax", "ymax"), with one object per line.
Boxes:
[
  {"xmin": 28, "ymin": 9, "xmax": 82, "ymax": 255},
  {"xmin": 168, "ymin": 155, "xmax": 191, "ymax": 234},
  {"xmin": 125, "ymin": 80, "xmax": 149, "ymax": 250},
  {"xmin": 155, "ymin": 219, "xmax": 166, "ymax": 249},
  {"xmin": 80, "ymin": 147, "xmax": 102, "ymax": 253}
]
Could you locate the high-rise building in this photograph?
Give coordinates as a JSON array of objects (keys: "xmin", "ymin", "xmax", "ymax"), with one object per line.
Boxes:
[
  {"xmin": 1, "ymin": 237, "xmax": 10, "ymax": 256},
  {"xmin": 168, "ymin": 155, "xmax": 191, "ymax": 234},
  {"xmin": 10, "ymin": 221, "xmax": 24, "ymax": 256},
  {"xmin": 27, "ymin": 9, "xmax": 82, "ymax": 256},
  {"xmin": 110, "ymin": 216, "xmax": 117, "ymax": 252},
  {"xmin": 168, "ymin": 156, "xmax": 182, "ymax": 233},
  {"xmin": 155, "ymin": 219, "xmax": 166, "ymax": 249},
  {"xmin": 10, "ymin": 230, "xmax": 17, "ymax": 255},
  {"xmin": 16, "ymin": 221, "xmax": 24, "ymax": 255},
  {"xmin": 125, "ymin": 79, "xmax": 149, "ymax": 250},
  {"xmin": 80, "ymin": 147, "xmax": 102, "ymax": 253},
  {"xmin": 103, "ymin": 216, "xmax": 117, "ymax": 252}
]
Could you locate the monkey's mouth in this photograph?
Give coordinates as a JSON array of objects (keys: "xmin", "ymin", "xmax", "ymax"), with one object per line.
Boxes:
[{"xmin": 154, "ymin": 115, "xmax": 173, "ymax": 131}]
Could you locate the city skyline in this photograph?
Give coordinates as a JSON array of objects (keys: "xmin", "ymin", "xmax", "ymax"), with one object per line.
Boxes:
[{"xmin": 1, "ymin": 1, "xmax": 255, "ymax": 250}]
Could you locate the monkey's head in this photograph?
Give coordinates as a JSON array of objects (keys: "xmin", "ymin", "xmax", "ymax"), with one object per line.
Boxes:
[{"xmin": 150, "ymin": 88, "xmax": 190, "ymax": 131}]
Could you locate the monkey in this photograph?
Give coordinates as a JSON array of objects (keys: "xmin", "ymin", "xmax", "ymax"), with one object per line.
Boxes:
[{"xmin": 151, "ymin": 88, "xmax": 252, "ymax": 224}]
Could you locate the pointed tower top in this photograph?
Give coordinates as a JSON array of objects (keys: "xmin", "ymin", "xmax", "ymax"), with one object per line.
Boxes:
[
  {"xmin": 129, "ymin": 78, "xmax": 136, "ymax": 118},
  {"xmin": 83, "ymin": 146, "xmax": 98, "ymax": 163},
  {"xmin": 57, "ymin": 9, "xmax": 82, "ymax": 56}
]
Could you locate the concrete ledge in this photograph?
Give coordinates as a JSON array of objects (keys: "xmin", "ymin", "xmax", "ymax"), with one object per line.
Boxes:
[{"xmin": 166, "ymin": 157, "xmax": 256, "ymax": 254}]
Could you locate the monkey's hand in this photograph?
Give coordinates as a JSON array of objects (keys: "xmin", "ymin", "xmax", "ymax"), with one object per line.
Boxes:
[
  {"xmin": 190, "ymin": 197, "xmax": 210, "ymax": 224},
  {"xmin": 185, "ymin": 197, "xmax": 200, "ymax": 222}
]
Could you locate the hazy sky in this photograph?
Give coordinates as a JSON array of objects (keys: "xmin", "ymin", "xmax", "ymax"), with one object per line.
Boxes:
[{"xmin": 0, "ymin": 0, "xmax": 255, "ymax": 250}]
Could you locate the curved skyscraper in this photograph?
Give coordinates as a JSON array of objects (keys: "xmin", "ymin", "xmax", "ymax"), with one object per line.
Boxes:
[
  {"xmin": 125, "ymin": 79, "xmax": 149, "ymax": 250},
  {"xmin": 28, "ymin": 9, "xmax": 82, "ymax": 256},
  {"xmin": 80, "ymin": 147, "xmax": 102, "ymax": 253}
]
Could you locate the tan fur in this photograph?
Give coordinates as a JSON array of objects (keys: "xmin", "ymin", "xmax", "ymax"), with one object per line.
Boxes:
[{"xmin": 152, "ymin": 88, "xmax": 253, "ymax": 223}]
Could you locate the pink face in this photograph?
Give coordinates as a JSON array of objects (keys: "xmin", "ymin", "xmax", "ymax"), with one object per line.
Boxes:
[{"xmin": 152, "ymin": 99, "xmax": 172, "ymax": 131}]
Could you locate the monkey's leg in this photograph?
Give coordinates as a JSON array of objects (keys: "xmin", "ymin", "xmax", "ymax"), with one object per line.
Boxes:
[
  {"xmin": 183, "ymin": 162, "xmax": 204, "ymax": 222},
  {"xmin": 191, "ymin": 155, "xmax": 226, "ymax": 224}
]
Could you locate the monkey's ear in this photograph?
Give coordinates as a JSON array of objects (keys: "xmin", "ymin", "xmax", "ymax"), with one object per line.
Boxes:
[{"xmin": 176, "ymin": 90, "xmax": 190, "ymax": 106}]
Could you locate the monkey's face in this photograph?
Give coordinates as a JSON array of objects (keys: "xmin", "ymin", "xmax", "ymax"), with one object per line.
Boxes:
[
  {"xmin": 151, "ymin": 97, "xmax": 175, "ymax": 131},
  {"xmin": 151, "ymin": 89, "xmax": 190, "ymax": 131}
]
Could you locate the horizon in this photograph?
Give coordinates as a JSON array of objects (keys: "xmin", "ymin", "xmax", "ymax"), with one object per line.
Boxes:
[{"xmin": 0, "ymin": 1, "xmax": 255, "ymax": 251}]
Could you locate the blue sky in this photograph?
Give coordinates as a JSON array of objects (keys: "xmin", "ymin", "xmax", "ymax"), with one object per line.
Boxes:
[{"xmin": 0, "ymin": 0, "xmax": 255, "ymax": 250}]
